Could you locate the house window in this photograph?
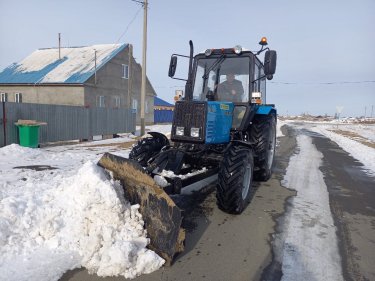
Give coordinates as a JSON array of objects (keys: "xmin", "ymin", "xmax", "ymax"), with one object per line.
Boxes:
[
  {"xmin": 122, "ymin": 64, "xmax": 129, "ymax": 79},
  {"xmin": 145, "ymin": 100, "xmax": 149, "ymax": 114},
  {"xmin": 97, "ymin": 96, "xmax": 105, "ymax": 107},
  {"xmin": 132, "ymin": 99, "xmax": 138, "ymax": 113},
  {"xmin": 15, "ymin": 93, "xmax": 22, "ymax": 103},
  {"xmin": 0, "ymin": 92, "xmax": 7, "ymax": 102},
  {"xmin": 114, "ymin": 96, "xmax": 120, "ymax": 108}
]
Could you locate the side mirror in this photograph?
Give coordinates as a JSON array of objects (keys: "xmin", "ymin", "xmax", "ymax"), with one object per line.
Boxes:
[
  {"xmin": 264, "ymin": 50, "xmax": 277, "ymax": 76},
  {"xmin": 168, "ymin": 56, "xmax": 178, "ymax": 77}
]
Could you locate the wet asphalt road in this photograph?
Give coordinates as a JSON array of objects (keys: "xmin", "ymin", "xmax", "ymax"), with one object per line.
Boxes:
[
  {"xmin": 60, "ymin": 124, "xmax": 375, "ymax": 281},
  {"xmin": 310, "ymin": 127, "xmax": 375, "ymax": 281}
]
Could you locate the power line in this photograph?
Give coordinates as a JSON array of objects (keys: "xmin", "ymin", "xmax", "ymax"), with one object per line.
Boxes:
[
  {"xmin": 269, "ymin": 80, "xmax": 375, "ymax": 85},
  {"xmin": 115, "ymin": 5, "xmax": 143, "ymax": 44},
  {"xmin": 154, "ymin": 80, "xmax": 375, "ymax": 89}
]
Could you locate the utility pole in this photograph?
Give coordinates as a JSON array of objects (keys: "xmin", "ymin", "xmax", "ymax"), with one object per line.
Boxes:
[
  {"xmin": 127, "ymin": 44, "xmax": 133, "ymax": 109},
  {"xmin": 140, "ymin": 0, "xmax": 148, "ymax": 136}
]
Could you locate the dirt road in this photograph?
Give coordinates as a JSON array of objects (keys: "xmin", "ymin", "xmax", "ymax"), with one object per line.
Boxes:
[{"xmin": 61, "ymin": 124, "xmax": 375, "ymax": 281}]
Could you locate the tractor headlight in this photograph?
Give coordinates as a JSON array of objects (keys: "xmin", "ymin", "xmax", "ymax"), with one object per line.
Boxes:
[
  {"xmin": 205, "ymin": 49, "xmax": 213, "ymax": 56},
  {"xmin": 190, "ymin": 127, "xmax": 200, "ymax": 138},
  {"xmin": 176, "ymin": 126, "xmax": 184, "ymax": 136},
  {"xmin": 233, "ymin": 45, "xmax": 242, "ymax": 55}
]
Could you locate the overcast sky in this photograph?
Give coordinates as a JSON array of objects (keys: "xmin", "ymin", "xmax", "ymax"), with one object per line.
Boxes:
[{"xmin": 0, "ymin": 0, "xmax": 374, "ymax": 117}]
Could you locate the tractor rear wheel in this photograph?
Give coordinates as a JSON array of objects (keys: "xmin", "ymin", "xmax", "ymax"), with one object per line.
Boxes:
[
  {"xmin": 250, "ymin": 114, "xmax": 276, "ymax": 181},
  {"xmin": 129, "ymin": 133, "xmax": 169, "ymax": 167},
  {"xmin": 216, "ymin": 146, "xmax": 254, "ymax": 214}
]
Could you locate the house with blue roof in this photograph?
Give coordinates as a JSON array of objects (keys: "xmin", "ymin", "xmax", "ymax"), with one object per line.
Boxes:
[
  {"xmin": 154, "ymin": 96, "xmax": 175, "ymax": 123},
  {"xmin": 0, "ymin": 43, "xmax": 156, "ymax": 124}
]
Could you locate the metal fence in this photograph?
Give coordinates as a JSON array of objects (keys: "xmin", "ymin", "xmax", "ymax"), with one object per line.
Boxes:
[
  {"xmin": 0, "ymin": 102, "xmax": 136, "ymax": 147},
  {"xmin": 154, "ymin": 109, "xmax": 174, "ymax": 123}
]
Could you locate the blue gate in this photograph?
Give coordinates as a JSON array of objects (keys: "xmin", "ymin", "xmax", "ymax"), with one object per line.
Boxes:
[{"xmin": 154, "ymin": 109, "xmax": 173, "ymax": 123}]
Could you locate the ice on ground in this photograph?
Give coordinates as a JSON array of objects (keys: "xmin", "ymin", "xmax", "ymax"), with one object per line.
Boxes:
[{"xmin": 278, "ymin": 134, "xmax": 343, "ymax": 281}]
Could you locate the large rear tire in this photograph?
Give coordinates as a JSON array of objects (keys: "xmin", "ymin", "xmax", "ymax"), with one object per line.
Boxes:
[
  {"xmin": 216, "ymin": 146, "xmax": 254, "ymax": 214},
  {"xmin": 129, "ymin": 133, "xmax": 169, "ymax": 167},
  {"xmin": 250, "ymin": 114, "xmax": 276, "ymax": 181}
]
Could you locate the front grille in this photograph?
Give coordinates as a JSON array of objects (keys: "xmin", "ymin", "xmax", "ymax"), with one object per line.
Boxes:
[{"xmin": 171, "ymin": 101, "xmax": 207, "ymax": 143}]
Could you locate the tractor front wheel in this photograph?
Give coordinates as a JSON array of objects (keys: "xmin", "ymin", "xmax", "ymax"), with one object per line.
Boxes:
[
  {"xmin": 129, "ymin": 133, "xmax": 169, "ymax": 167},
  {"xmin": 216, "ymin": 146, "xmax": 254, "ymax": 214}
]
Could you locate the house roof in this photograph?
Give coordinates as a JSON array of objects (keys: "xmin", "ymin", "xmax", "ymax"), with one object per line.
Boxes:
[
  {"xmin": 0, "ymin": 44, "xmax": 128, "ymax": 84},
  {"xmin": 154, "ymin": 96, "xmax": 174, "ymax": 107}
]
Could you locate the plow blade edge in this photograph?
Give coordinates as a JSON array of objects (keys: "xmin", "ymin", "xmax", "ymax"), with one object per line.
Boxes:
[{"xmin": 98, "ymin": 152, "xmax": 184, "ymax": 265}]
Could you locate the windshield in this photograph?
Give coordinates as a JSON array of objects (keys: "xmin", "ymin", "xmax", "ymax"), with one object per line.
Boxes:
[{"xmin": 193, "ymin": 56, "xmax": 250, "ymax": 102}]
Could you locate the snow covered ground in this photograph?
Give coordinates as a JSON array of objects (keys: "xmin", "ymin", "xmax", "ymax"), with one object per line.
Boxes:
[
  {"xmin": 0, "ymin": 125, "xmax": 172, "ymax": 281},
  {"xmin": 311, "ymin": 124, "xmax": 375, "ymax": 175},
  {"xmin": 276, "ymin": 120, "xmax": 374, "ymax": 280},
  {"xmin": 1, "ymin": 119, "xmax": 373, "ymax": 281},
  {"xmin": 280, "ymin": 119, "xmax": 375, "ymax": 176},
  {"xmin": 278, "ymin": 134, "xmax": 343, "ymax": 281}
]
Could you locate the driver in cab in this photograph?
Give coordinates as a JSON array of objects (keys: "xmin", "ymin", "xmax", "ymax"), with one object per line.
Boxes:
[{"xmin": 217, "ymin": 73, "xmax": 244, "ymax": 102}]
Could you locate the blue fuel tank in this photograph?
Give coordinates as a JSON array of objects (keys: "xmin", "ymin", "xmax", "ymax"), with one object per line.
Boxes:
[{"xmin": 205, "ymin": 101, "xmax": 234, "ymax": 144}]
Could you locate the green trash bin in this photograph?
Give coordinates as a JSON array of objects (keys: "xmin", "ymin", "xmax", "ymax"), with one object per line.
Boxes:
[{"xmin": 17, "ymin": 124, "xmax": 40, "ymax": 148}]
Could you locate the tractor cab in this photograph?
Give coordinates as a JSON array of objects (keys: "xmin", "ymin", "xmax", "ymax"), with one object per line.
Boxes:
[
  {"xmin": 169, "ymin": 38, "xmax": 276, "ymax": 106},
  {"xmin": 168, "ymin": 39, "xmax": 277, "ymax": 139}
]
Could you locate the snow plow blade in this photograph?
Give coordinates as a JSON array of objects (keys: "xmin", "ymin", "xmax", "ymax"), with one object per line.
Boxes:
[{"xmin": 97, "ymin": 153, "xmax": 184, "ymax": 265}]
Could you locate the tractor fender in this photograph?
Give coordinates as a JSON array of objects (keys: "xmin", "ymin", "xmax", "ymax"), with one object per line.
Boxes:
[{"xmin": 256, "ymin": 105, "xmax": 276, "ymax": 116}]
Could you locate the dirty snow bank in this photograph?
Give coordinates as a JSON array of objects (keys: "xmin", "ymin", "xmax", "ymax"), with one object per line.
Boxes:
[
  {"xmin": 312, "ymin": 125, "xmax": 375, "ymax": 175},
  {"xmin": 277, "ymin": 119, "xmax": 286, "ymax": 137},
  {"xmin": 277, "ymin": 134, "xmax": 343, "ymax": 281},
  {"xmin": 0, "ymin": 155, "xmax": 164, "ymax": 281}
]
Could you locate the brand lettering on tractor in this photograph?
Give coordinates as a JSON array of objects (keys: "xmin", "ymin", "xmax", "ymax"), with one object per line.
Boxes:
[{"xmin": 220, "ymin": 104, "xmax": 229, "ymax": 111}]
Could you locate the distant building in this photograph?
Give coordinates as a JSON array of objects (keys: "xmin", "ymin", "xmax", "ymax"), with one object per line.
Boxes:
[
  {"xmin": 154, "ymin": 96, "xmax": 174, "ymax": 123},
  {"xmin": 0, "ymin": 43, "xmax": 155, "ymax": 124}
]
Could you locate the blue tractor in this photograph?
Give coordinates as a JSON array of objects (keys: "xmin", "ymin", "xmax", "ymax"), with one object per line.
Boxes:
[{"xmin": 98, "ymin": 38, "xmax": 277, "ymax": 263}]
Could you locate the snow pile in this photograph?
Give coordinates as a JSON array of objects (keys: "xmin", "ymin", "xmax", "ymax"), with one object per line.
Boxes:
[
  {"xmin": 0, "ymin": 143, "xmax": 42, "ymax": 159},
  {"xmin": 160, "ymin": 167, "xmax": 208, "ymax": 180},
  {"xmin": 0, "ymin": 161, "xmax": 164, "ymax": 281}
]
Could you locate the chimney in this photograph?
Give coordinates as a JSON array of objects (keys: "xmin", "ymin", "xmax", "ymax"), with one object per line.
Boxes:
[{"xmin": 58, "ymin": 33, "xmax": 61, "ymax": 60}]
